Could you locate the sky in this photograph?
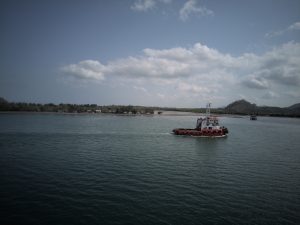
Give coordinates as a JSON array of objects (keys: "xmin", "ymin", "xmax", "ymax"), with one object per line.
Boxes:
[{"xmin": 1, "ymin": 0, "xmax": 300, "ymax": 108}]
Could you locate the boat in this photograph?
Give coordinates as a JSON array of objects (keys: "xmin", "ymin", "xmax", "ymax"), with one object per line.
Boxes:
[
  {"xmin": 250, "ymin": 115, "xmax": 257, "ymax": 120},
  {"xmin": 172, "ymin": 103, "xmax": 229, "ymax": 137}
]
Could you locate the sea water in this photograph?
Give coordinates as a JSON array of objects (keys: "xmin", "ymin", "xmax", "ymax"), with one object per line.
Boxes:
[{"xmin": 1, "ymin": 114, "xmax": 299, "ymax": 225}]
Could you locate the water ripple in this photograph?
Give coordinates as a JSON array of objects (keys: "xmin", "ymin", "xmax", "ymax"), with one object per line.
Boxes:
[{"xmin": 1, "ymin": 114, "xmax": 300, "ymax": 225}]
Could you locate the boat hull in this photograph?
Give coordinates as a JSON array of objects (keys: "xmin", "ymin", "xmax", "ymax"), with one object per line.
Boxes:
[{"xmin": 172, "ymin": 128, "xmax": 228, "ymax": 137}]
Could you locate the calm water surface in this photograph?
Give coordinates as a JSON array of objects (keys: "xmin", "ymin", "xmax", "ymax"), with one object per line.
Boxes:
[{"xmin": 1, "ymin": 114, "xmax": 300, "ymax": 225}]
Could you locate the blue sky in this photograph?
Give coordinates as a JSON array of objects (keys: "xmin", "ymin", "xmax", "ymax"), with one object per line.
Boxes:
[{"xmin": 1, "ymin": 0, "xmax": 300, "ymax": 107}]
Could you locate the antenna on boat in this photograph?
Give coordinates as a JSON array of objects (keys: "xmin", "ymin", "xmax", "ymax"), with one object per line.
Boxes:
[{"xmin": 206, "ymin": 103, "xmax": 211, "ymax": 117}]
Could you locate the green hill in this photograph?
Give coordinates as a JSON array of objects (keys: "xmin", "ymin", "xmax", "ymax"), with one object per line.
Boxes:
[
  {"xmin": 224, "ymin": 99, "xmax": 300, "ymax": 117},
  {"xmin": 224, "ymin": 99, "xmax": 257, "ymax": 114}
]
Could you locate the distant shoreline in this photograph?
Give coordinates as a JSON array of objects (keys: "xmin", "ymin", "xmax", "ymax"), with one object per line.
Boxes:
[
  {"xmin": 1, "ymin": 98, "xmax": 299, "ymax": 117},
  {"xmin": 1, "ymin": 111, "xmax": 299, "ymax": 118}
]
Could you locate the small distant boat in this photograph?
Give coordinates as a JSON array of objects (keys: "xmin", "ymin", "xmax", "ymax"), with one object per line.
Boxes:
[
  {"xmin": 172, "ymin": 103, "xmax": 229, "ymax": 137},
  {"xmin": 250, "ymin": 115, "xmax": 257, "ymax": 120}
]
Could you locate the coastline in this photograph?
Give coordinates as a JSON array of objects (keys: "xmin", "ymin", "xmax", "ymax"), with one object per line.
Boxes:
[{"xmin": 2, "ymin": 111, "xmax": 299, "ymax": 118}]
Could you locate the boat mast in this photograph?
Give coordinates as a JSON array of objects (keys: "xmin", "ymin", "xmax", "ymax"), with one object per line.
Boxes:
[{"xmin": 206, "ymin": 103, "xmax": 211, "ymax": 118}]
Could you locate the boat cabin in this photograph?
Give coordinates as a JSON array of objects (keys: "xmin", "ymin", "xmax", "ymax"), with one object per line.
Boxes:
[{"xmin": 196, "ymin": 116, "xmax": 220, "ymax": 130}]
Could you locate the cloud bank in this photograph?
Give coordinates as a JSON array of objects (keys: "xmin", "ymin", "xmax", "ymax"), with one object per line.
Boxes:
[
  {"xmin": 62, "ymin": 42, "xmax": 300, "ymax": 85},
  {"xmin": 61, "ymin": 42, "xmax": 300, "ymax": 106}
]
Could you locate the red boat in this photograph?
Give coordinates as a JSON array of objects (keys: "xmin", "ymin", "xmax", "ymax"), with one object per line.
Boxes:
[{"xmin": 172, "ymin": 103, "xmax": 229, "ymax": 137}]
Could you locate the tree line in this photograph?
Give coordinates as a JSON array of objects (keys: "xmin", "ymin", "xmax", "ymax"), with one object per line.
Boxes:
[{"xmin": 0, "ymin": 97, "xmax": 154, "ymax": 114}]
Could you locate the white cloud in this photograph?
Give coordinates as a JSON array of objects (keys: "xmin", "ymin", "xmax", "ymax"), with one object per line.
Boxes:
[
  {"xmin": 61, "ymin": 43, "xmax": 300, "ymax": 87},
  {"xmin": 257, "ymin": 42, "xmax": 300, "ymax": 86},
  {"xmin": 131, "ymin": 0, "xmax": 155, "ymax": 11},
  {"xmin": 179, "ymin": 0, "xmax": 213, "ymax": 21},
  {"xmin": 61, "ymin": 42, "xmax": 300, "ymax": 106},
  {"xmin": 265, "ymin": 21, "xmax": 300, "ymax": 38},
  {"xmin": 265, "ymin": 30, "xmax": 284, "ymax": 38},
  {"xmin": 242, "ymin": 77, "xmax": 269, "ymax": 89},
  {"xmin": 61, "ymin": 60, "xmax": 106, "ymax": 80},
  {"xmin": 288, "ymin": 22, "xmax": 300, "ymax": 31},
  {"xmin": 131, "ymin": 0, "xmax": 213, "ymax": 22},
  {"xmin": 131, "ymin": 0, "xmax": 171, "ymax": 12}
]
